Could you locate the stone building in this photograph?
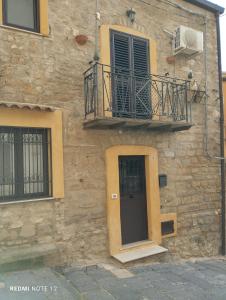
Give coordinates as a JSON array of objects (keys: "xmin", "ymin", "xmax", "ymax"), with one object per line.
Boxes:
[
  {"xmin": 0, "ymin": 0, "xmax": 225, "ymax": 267},
  {"xmin": 224, "ymin": 73, "xmax": 226, "ymax": 96},
  {"xmin": 224, "ymin": 72, "xmax": 226, "ymax": 156},
  {"xmin": 224, "ymin": 72, "xmax": 226, "ymax": 113}
]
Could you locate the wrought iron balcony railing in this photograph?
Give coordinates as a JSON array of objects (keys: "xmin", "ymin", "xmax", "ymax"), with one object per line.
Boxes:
[{"xmin": 84, "ymin": 63, "xmax": 192, "ymax": 131}]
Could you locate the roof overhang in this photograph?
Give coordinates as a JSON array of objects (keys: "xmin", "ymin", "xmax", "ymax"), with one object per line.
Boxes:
[
  {"xmin": 183, "ymin": 0, "xmax": 225, "ymax": 14},
  {"xmin": 0, "ymin": 101, "xmax": 58, "ymax": 112}
]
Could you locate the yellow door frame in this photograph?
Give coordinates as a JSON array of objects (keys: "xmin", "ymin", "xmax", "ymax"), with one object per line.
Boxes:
[{"xmin": 105, "ymin": 145, "xmax": 161, "ymax": 255}]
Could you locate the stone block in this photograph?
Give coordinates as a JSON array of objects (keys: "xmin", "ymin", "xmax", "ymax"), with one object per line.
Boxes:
[{"xmin": 20, "ymin": 225, "xmax": 36, "ymax": 238}]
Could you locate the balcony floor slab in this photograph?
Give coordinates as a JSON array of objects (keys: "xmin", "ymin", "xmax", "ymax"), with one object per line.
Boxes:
[{"xmin": 83, "ymin": 117, "xmax": 192, "ymax": 132}]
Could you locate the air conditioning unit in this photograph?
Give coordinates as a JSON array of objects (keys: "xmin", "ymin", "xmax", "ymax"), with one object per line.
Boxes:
[{"xmin": 174, "ymin": 25, "xmax": 203, "ymax": 56}]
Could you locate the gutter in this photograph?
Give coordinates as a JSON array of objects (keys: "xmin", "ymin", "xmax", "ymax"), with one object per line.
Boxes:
[
  {"xmin": 216, "ymin": 13, "xmax": 225, "ymax": 255},
  {"xmin": 185, "ymin": 0, "xmax": 225, "ymax": 255},
  {"xmin": 184, "ymin": 0, "xmax": 224, "ymax": 14},
  {"xmin": 186, "ymin": 0, "xmax": 225, "ymax": 256}
]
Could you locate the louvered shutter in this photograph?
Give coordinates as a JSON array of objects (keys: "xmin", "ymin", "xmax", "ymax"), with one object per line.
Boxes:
[
  {"xmin": 133, "ymin": 38, "xmax": 149, "ymax": 77},
  {"xmin": 111, "ymin": 32, "xmax": 130, "ymax": 72},
  {"xmin": 133, "ymin": 38, "xmax": 151, "ymax": 118},
  {"xmin": 111, "ymin": 31, "xmax": 131, "ymax": 117},
  {"xmin": 111, "ymin": 31, "xmax": 151, "ymax": 118}
]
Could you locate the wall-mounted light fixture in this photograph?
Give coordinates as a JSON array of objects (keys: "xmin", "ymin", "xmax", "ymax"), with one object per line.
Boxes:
[{"xmin": 126, "ymin": 8, "xmax": 136, "ymax": 23}]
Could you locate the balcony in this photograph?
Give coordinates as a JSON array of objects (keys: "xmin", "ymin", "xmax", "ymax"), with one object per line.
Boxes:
[{"xmin": 84, "ymin": 63, "xmax": 192, "ymax": 132}]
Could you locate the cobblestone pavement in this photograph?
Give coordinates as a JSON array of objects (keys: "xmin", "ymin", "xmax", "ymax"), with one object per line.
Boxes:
[{"xmin": 1, "ymin": 258, "xmax": 226, "ymax": 299}]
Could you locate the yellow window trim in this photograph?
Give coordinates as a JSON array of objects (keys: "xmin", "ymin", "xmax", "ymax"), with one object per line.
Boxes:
[
  {"xmin": 105, "ymin": 145, "xmax": 161, "ymax": 256},
  {"xmin": 160, "ymin": 213, "xmax": 177, "ymax": 238},
  {"xmin": 0, "ymin": 107, "xmax": 64, "ymax": 199},
  {"xmin": 0, "ymin": 0, "xmax": 49, "ymax": 36},
  {"xmin": 39, "ymin": 0, "xmax": 48, "ymax": 36},
  {"xmin": 100, "ymin": 24, "xmax": 157, "ymax": 73}
]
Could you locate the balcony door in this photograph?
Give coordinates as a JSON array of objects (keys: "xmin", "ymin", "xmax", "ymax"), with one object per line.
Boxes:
[{"xmin": 110, "ymin": 30, "xmax": 151, "ymax": 119}]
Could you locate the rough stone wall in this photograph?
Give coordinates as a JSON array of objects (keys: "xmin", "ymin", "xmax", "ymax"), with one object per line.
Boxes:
[
  {"xmin": 0, "ymin": 200, "xmax": 65, "ymax": 265},
  {"xmin": 0, "ymin": 0, "xmax": 222, "ymax": 266}
]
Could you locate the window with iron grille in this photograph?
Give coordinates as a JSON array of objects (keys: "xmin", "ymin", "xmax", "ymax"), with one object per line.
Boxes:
[
  {"xmin": 0, "ymin": 127, "xmax": 51, "ymax": 202},
  {"xmin": 2, "ymin": 0, "xmax": 40, "ymax": 32}
]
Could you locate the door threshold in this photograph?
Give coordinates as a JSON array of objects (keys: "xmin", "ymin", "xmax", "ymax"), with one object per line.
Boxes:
[
  {"xmin": 120, "ymin": 240, "xmax": 154, "ymax": 251},
  {"xmin": 113, "ymin": 244, "xmax": 168, "ymax": 263}
]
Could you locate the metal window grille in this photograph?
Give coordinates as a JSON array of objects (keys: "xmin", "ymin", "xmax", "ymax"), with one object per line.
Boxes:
[{"xmin": 0, "ymin": 127, "xmax": 51, "ymax": 202}]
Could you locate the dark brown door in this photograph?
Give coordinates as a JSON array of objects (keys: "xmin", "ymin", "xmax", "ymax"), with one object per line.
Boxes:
[{"xmin": 119, "ymin": 156, "xmax": 148, "ymax": 245}]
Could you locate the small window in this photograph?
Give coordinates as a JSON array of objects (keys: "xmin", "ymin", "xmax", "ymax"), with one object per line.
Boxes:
[
  {"xmin": 0, "ymin": 127, "xmax": 51, "ymax": 202},
  {"xmin": 3, "ymin": 0, "xmax": 39, "ymax": 32},
  {"xmin": 161, "ymin": 220, "xmax": 174, "ymax": 236}
]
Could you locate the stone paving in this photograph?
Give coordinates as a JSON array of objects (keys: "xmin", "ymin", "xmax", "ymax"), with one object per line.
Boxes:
[{"xmin": 0, "ymin": 258, "xmax": 226, "ymax": 299}]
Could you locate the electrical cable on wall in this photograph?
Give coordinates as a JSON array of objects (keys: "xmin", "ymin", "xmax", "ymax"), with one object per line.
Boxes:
[
  {"xmin": 203, "ymin": 14, "xmax": 225, "ymax": 161},
  {"xmin": 94, "ymin": 0, "xmax": 100, "ymax": 61}
]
